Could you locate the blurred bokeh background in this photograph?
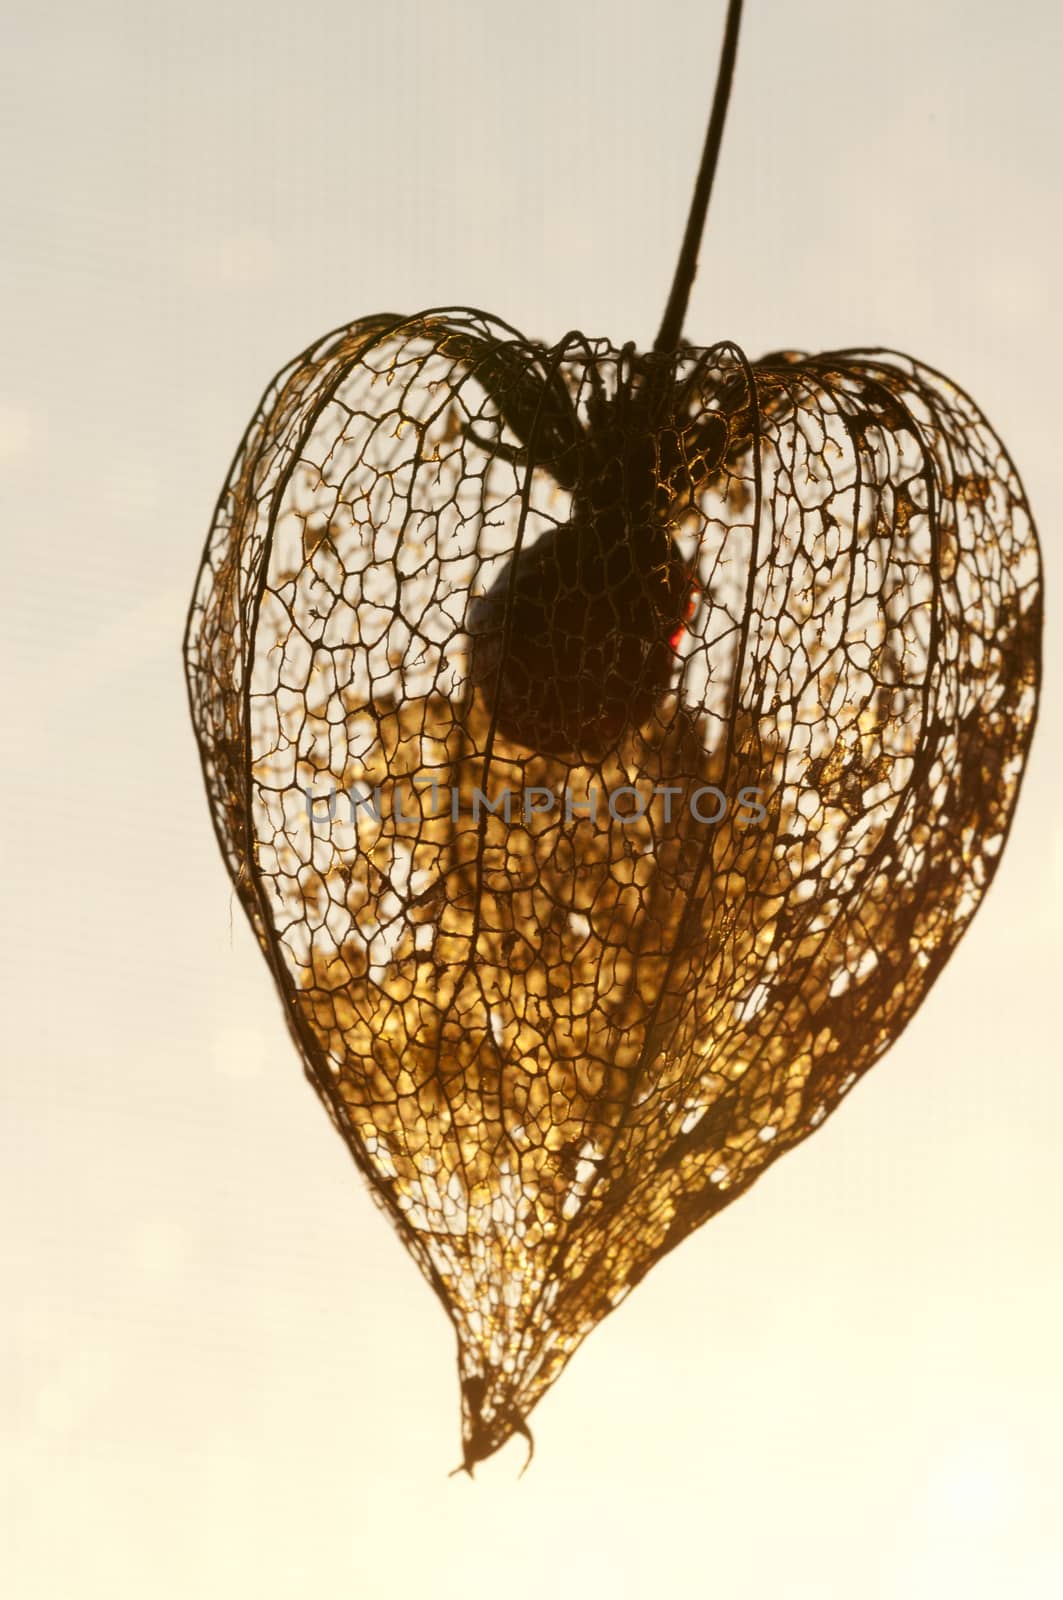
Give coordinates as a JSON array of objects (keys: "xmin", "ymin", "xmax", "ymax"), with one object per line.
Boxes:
[{"xmin": 2, "ymin": 1, "xmax": 1060, "ymax": 1595}]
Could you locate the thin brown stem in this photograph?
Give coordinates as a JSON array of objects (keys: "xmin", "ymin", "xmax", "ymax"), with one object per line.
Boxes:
[{"xmin": 653, "ymin": 0, "xmax": 744, "ymax": 353}]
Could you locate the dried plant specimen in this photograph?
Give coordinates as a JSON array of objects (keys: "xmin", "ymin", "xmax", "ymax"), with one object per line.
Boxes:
[{"xmin": 184, "ymin": 1, "xmax": 1042, "ymax": 1471}]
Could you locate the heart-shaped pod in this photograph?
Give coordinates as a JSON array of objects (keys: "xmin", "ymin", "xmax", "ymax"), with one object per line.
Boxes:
[{"xmin": 184, "ymin": 309, "xmax": 1041, "ymax": 1469}]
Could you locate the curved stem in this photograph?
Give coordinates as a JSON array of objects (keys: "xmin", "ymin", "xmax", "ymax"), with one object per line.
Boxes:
[{"xmin": 653, "ymin": 0, "xmax": 744, "ymax": 353}]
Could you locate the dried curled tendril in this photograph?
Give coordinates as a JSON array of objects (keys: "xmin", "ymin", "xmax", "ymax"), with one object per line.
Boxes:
[{"xmin": 184, "ymin": 308, "xmax": 1041, "ymax": 1468}]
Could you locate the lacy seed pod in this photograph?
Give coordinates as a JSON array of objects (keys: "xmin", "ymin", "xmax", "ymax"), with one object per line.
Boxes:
[{"xmin": 184, "ymin": 309, "xmax": 1041, "ymax": 1468}]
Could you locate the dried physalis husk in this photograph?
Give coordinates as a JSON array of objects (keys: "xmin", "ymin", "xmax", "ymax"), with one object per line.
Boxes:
[{"xmin": 185, "ymin": 310, "xmax": 1041, "ymax": 1469}]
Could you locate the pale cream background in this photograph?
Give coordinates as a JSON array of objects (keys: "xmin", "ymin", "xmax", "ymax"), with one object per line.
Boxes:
[{"xmin": 2, "ymin": 1, "xmax": 1061, "ymax": 1595}]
